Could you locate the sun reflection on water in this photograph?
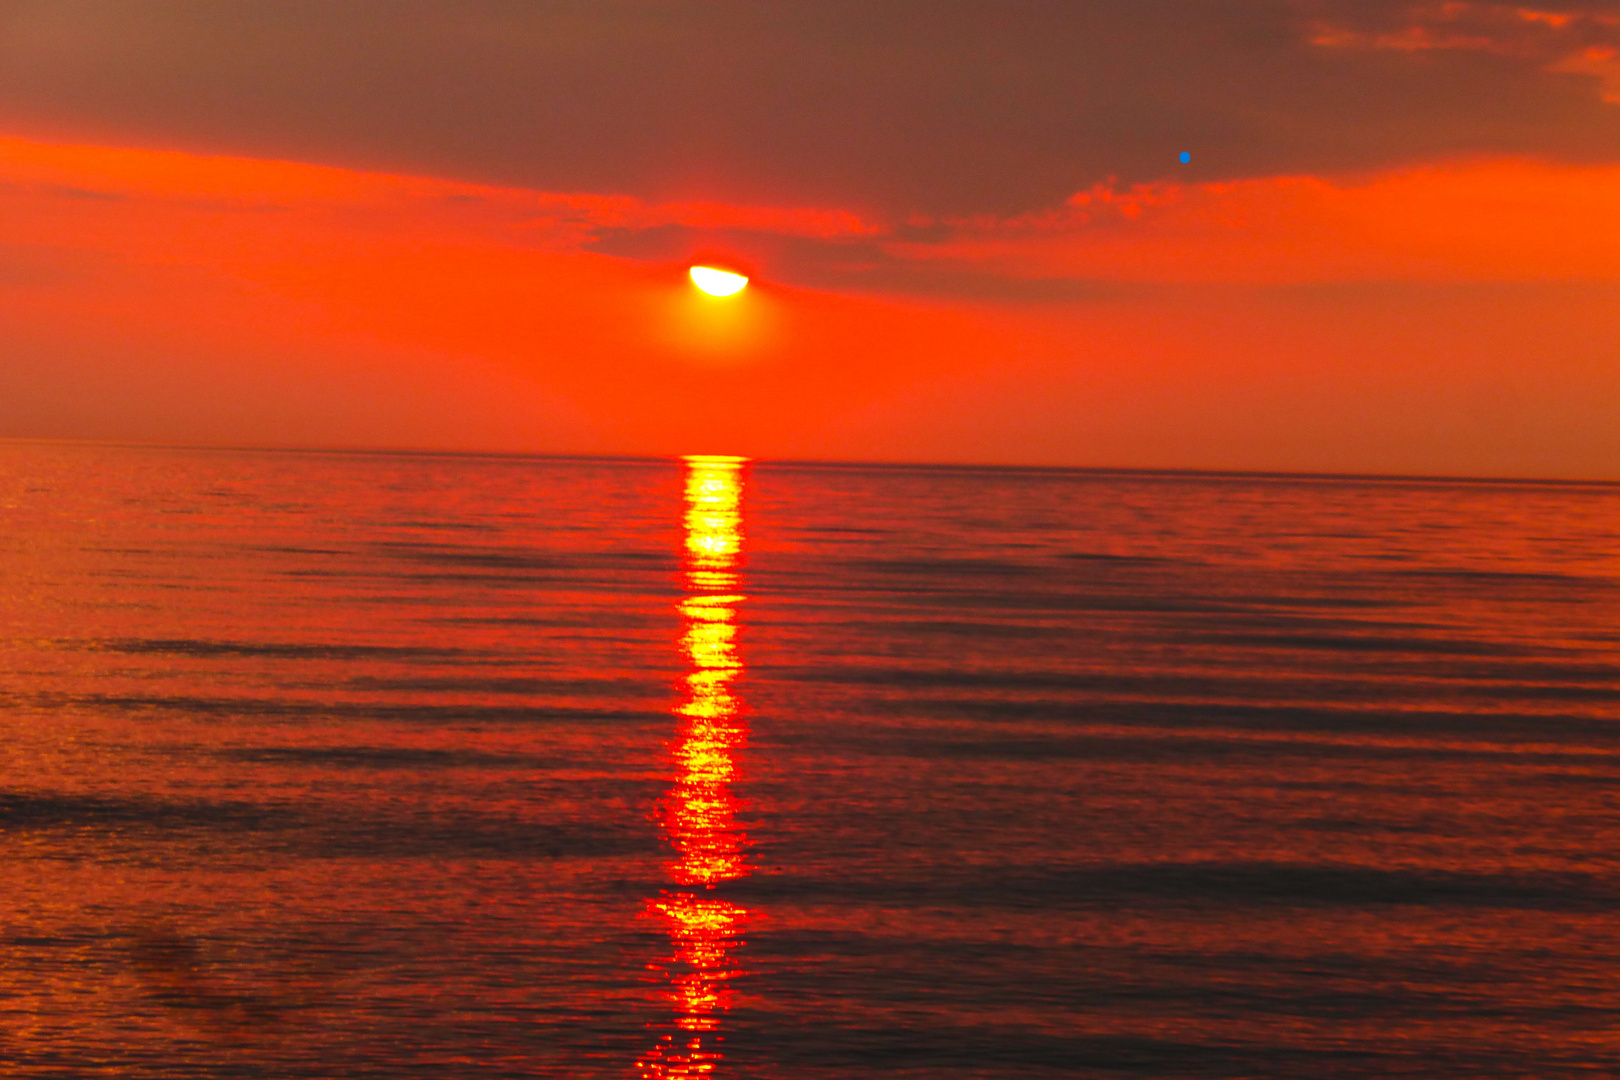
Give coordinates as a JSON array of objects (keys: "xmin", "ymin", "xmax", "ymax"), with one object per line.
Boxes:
[{"xmin": 637, "ymin": 455, "xmax": 752, "ymax": 1078}]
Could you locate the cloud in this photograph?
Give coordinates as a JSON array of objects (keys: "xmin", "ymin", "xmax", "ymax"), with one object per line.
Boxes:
[
  {"xmin": 0, "ymin": 135, "xmax": 879, "ymax": 248},
  {"xmin": 0, "ymin": 1, "xmax": 1615, "ymax": 220},
  {"xmin": 4, "ymin": 133, "xmax": 1610, "ymax": 319},
  {"xmin": 878, "ymin": 159, "xmax": 1620, "ymax": 287},
  {"xmin": 583, "ymin": 155, "xmax": 1620, "ymax": 297},
  {"xmin": 1548, "ymin": 44, "xmax": 1620, "ymax": 103},
  {"xmin": 1305, "ymin": 1, "xmax": 1620, "ymax": 101}
]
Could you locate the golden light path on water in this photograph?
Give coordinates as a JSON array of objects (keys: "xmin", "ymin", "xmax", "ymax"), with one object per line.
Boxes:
[{"xmin": 636, "ymin": 455, "xmax": 752, "ymax": 1079}]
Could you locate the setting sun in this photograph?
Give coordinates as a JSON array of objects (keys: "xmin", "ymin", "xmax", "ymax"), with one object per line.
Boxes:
[
  {"xmin": 689, "ymin": 266, "xmax": 749, "ymax": 296},
  {"xmin": 5, "ymin": 2, "xmax": 1620, "ymax": 1075}
]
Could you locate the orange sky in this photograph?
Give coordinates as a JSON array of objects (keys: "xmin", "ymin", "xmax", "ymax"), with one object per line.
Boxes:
[
  {"xmin": 1, "ymin": 3, "xmax": 1617, "ymax": 477},
  {"xmin": 2, "ymin": 134, "xmax": 1615, "ymax": 477}
]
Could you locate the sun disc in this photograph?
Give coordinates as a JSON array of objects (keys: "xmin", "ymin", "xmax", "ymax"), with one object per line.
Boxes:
[{"xmin": 689, "ymin": 266, "xmax": 749, "ymax": 297}]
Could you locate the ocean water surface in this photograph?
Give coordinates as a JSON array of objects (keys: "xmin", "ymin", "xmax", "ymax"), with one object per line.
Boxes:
[{"xmin": 2, "ymin": 441, "xmax": 1619, "ymax": 1078}]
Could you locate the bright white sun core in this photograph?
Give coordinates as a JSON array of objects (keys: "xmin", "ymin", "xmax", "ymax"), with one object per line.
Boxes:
[{"xmin": 689, "ymin": 266, "xmax": 749, "ymax": 297}]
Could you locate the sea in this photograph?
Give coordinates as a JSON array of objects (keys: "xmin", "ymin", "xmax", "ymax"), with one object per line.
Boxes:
[{"xmin": 2, "ymin": 440, "xmax": 1618, "ymax": 1079}]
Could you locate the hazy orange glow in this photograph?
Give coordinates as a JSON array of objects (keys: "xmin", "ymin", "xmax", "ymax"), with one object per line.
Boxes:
[
  {"xmin": 0, "ymin": 133, "xmax": 1616, "ymax": 476},
  {"xmin": 0, "ymin": 134, "xmax": 1010, "ymax": 454},
  {"xmin": 638, "ymin": 455, "xmax": 752, "ymax": 1076}
]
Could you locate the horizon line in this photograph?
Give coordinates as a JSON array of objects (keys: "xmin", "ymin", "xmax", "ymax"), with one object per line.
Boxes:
[{"xmin": 2, "ymin": 435, "xmax": 1616, "ymax": 490}]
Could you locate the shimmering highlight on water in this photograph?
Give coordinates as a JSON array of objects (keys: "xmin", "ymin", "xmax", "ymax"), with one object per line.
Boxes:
[
  {"xmin": 2, "ymin": 442, "xmax": 1619, "ymax": 1078},
  {"xmin": 638, "ymin": 456, "xmax": 752, "ymax": 1077}
]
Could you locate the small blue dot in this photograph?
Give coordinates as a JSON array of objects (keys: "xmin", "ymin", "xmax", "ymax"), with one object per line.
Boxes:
[{"xmin": 1179, "ymin": 151, "xmax": 1190, "ymax": 164}]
